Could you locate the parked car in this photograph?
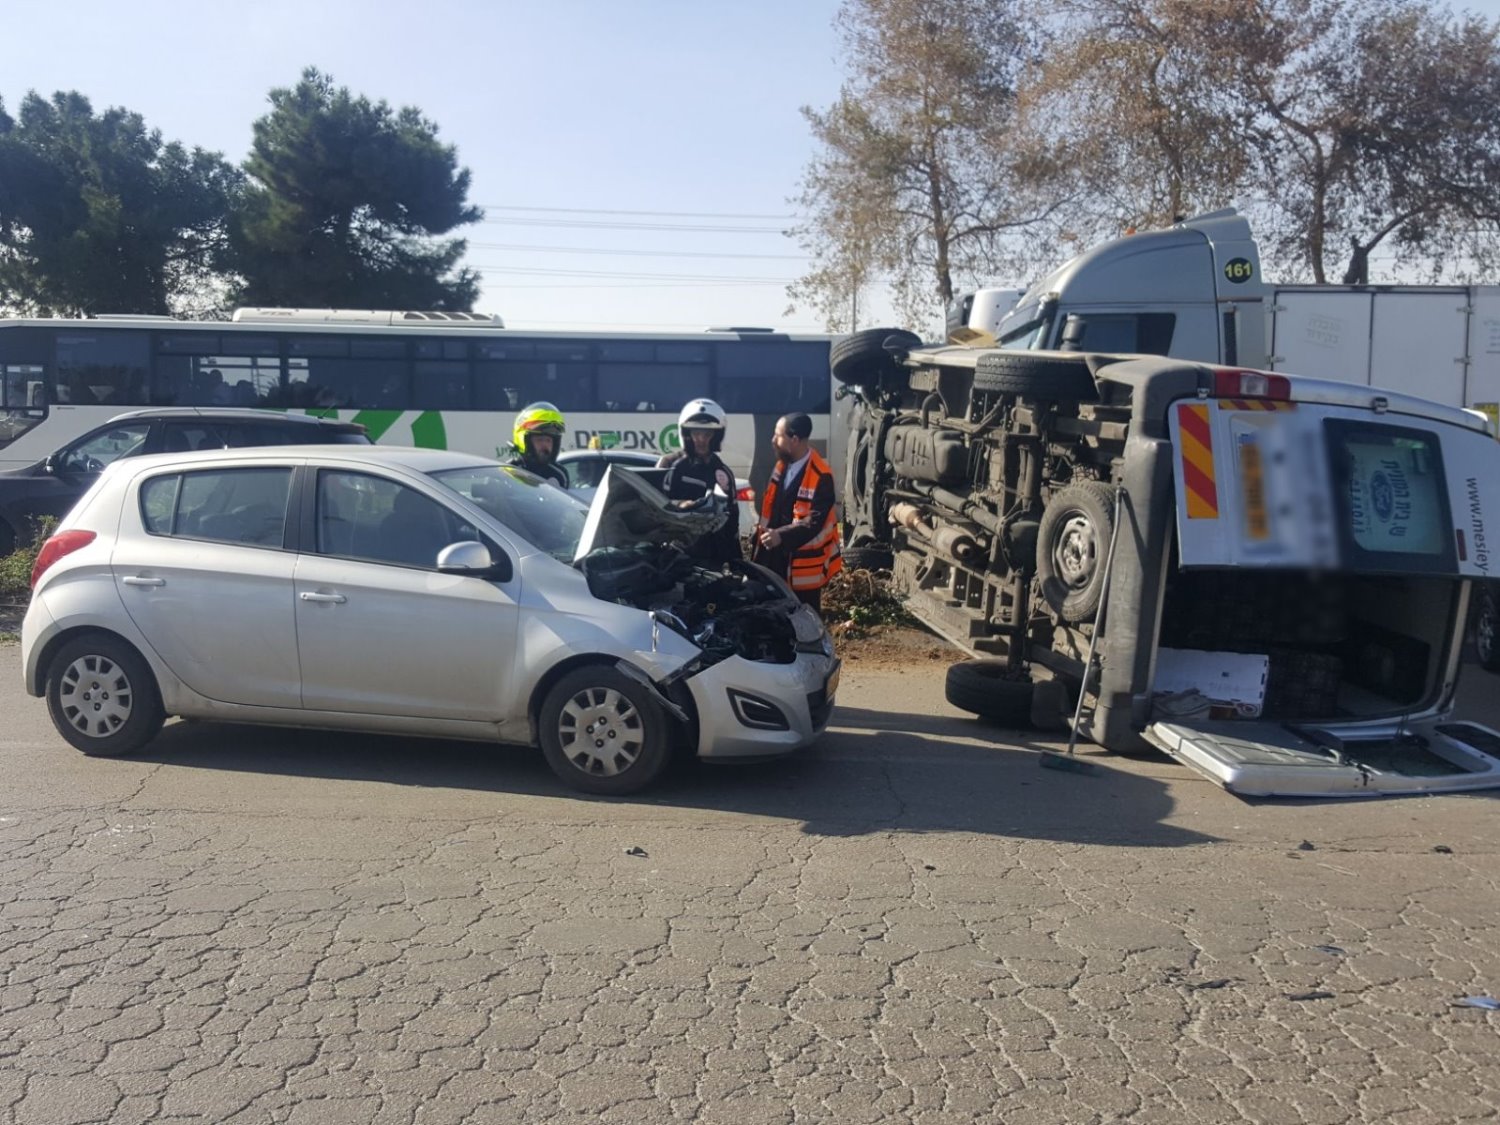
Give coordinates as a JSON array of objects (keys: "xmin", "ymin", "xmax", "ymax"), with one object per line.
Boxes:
[
  {"xmin": 21, "ymin": 446, "xmax": 837, "ymax": 794},
  {"xmin": 556, "ymin": 447, "xmax": 758, "ymax": 530},
  {"xmin": 0, "ymin": 408, "xmax": 369, "ymax": 556}
]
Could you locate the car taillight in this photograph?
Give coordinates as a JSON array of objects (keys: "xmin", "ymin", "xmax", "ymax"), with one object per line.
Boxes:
[
  {"xmin": 1213, "ymin": 369, "xmax": 1292, "ymax": 400},
  {"xmin": 31, "ymin": 530, "xmax": 97, "ymax": 588},
  {"xmin": 736, "ymin": 486, "xmax": 755, "ymax": 503}
]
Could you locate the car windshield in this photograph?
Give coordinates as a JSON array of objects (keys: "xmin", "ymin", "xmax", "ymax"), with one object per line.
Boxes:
[{"xmin": 430, "ymin": 464, "xmax": 588, "ymax": 562}]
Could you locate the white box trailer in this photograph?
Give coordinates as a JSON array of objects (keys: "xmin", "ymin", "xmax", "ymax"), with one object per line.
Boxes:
[{"xmin": 1267, "ymin": 285, "xmax": 1500, "ymax": 416}]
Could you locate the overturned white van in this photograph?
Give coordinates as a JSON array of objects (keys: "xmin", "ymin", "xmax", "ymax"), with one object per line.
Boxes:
[{"xmin": 837, "ymin": 336, "xmax": 1500, "ymax": 798}]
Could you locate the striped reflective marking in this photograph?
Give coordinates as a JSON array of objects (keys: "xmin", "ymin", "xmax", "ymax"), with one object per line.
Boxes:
[
  {"xmin": 1178, "ymin": 403, "xmax": 1219, "ymax": 519},
  {"xmin": 1217, "ymin": 399, "xmax": 1297, "ymax": 412}
]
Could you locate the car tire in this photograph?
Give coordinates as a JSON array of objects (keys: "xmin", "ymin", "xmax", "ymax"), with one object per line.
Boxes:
[
  {"xmin": 973, "ymin": 352, "xmax": 1097, "ymax": 400},
  {"xmin": 831, "ymin": 328, "xmax": 921, "ymax": 386},
  {"xmin": 945, "ymin": 660, "xmax": 1035, "ymax": 726},
  {"xmin": 841, "ymin": 544, "xmax": 893, "ymax": 573},
  {"xmin": 539, "ymin": 665, "xmax": 673, "ymax": 795},
  {"xmin": 1477, "ymin": 584, "xmax": 1500, "ymax": 672},
  {"xmin": 1037, "ymin": 481, "xmax": 1117, "ymax": 623},
  {"xmin": 45, "ymin": 634, "xmax": 165, "ymax": 757}
]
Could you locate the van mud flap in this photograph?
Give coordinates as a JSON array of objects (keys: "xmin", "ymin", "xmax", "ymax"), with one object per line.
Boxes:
[{"xmin": 1145, "ymin": 718, "xmax": 1500, "ymax": 798}]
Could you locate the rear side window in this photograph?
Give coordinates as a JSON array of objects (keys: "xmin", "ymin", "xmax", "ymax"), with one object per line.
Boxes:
[{"xmin": 140, "ymin": 467, "xmax": 293, "ymax": 547}]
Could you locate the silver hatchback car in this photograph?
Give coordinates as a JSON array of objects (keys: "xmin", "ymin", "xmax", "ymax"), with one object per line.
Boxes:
[{"xmin": 21, "ymin": 447, "xmax": 838, "ymax": 794}]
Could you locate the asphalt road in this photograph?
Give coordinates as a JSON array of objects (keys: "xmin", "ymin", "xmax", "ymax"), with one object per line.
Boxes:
[{"xmin": 2, "ymin": 640, "xmax": 1499, "ymax": 1124}]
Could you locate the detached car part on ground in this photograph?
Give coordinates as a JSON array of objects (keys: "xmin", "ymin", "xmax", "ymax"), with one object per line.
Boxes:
[
  {"xmin": 21, "ymin": 448, "xmax": 836, "ymax": 795},
  {"xmin": 836, "ymin": 329, "xmax": 1500, "ymax": 798}
]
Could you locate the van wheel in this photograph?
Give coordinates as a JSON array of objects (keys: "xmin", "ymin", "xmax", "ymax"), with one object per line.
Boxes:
[
  {"xmin": 973, "ymin": 352, "xmax": 1097, "ymax": 400},
  {"xmin": 945, "ymin": 661, "xmax": 1035, "ymax": 726},
  {"xmin": 539, "ymin": 666, "xmax": 672, "ymax": 795},
  {"xmin": 1477, "ymin": 585, "xmax": 1500, "ymax": 672},
  {"xmin": 831, "ymin": 328, "xmax": 921, "ymax": 386},
  {"xmin": 1037, "ymin": 481, "xmax": 1117, "ymax": 623},
  {"xmin": 841, "ymin": 544, "xmax": 892, "ymax": 573},
  {"xmin": 46, "ymin": 635, "xmax": 165, "ymax": 757}
]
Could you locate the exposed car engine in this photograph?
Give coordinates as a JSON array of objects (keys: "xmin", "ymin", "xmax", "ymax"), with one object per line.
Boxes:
[{"xmin": 579, "ymin": 545, "xmax": 799, "ymax": 664}]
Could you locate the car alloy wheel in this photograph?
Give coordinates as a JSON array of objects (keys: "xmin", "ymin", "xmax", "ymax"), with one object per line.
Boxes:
[
  {"xmin": 46, "ymin": 634, "xmax": 165, "ymax": 756},
  {"xmin": 539, "ymin": 666, "xmax": 672, "ymax": 795}
]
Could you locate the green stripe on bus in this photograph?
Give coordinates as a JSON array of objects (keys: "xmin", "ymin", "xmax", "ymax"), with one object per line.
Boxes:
[
  {"xmin": 411, "ymin": 411, "xmax": 448, "ymax": 449},
  {"xmin": 349, "ymin": 410, "xmax": 402, "ymax": 441}
]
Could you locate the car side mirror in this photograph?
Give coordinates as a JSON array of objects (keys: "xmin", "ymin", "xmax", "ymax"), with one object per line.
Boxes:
[
  {"xmin": 436, "ymin": 540, "xmax": 512, "ymax": 581},
  {"xmin": 42, "ymin": 454, "xmax": 58, "ymax": 475}
]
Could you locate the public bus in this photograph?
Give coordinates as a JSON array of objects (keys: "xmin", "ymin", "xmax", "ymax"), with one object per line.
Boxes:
[{"xmin": 0, "ymin": 308, "xmax": 839, "ymax": 491}]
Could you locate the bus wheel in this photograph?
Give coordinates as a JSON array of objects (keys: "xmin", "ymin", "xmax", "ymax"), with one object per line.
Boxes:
[
  {"xmin": 1037, "ymin": 481, "xmax": 1116, "ymax": 623},
  {"xmin": 974, "ymin": 352, "xmax": 1097, "ymax": 400},
  {"xmin": 831, "ymin": 328, "xmax": 920, "ymax": 386}
]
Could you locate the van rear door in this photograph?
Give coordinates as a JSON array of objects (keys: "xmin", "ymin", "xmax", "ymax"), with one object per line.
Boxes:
[{"xmin": 1149, "ymin": 391, "xmax": 1500, "ymax": 797}]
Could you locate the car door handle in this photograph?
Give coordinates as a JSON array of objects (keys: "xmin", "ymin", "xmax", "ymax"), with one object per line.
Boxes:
[
  {"xmin": 300, "ymin": 591, "xmax": 347, "ymax": 604},
  {"xmin": 121, "ymin": 576, "xmax": 166, "ymax": 587}
]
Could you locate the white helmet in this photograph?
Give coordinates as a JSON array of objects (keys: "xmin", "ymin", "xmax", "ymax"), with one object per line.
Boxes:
[{"xmin": 678, "ymin": 398, "xmax": 726, "ymax": 431}]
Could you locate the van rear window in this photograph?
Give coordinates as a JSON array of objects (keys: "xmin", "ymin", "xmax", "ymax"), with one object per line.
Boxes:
[{"xmin": 1326, "ymin": 420, "xmax": 1454, "ymax": 572}]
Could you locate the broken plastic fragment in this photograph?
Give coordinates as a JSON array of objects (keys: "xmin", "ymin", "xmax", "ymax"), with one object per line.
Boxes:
[
  {"xmin": 1314, "ymin": 945, "xmax": 1346, "ymax": 956},
  {"xmin": 1286, "ymin": 990, "xmax": 1335, "ymax": 1001},
  {"xmin": 1453, "ymin": 996, "xmax": 1500, "ymax": 1010}
]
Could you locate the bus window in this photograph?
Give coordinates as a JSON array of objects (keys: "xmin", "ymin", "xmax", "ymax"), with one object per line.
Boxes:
[
  {"xmin": 598, "ymin": 362, "xmax": 710, "ymax": 412},
  {"xmin": 473, "ymin": 361, "xmax": 592, "ymax": 411},
  {"xmin": 55, "ymin": 332, "xmax": 149, "ymax": 406},
  {"xmin": 715, "ymin": 341, "xmax": 830, "ymax": 413},
  {"xmin": 414, "ymin": 360, "xmax": 471, "ymax": 409},
  {"xmin": 155, "ymin": 353, "xmax": 283, "ymax": 406}
]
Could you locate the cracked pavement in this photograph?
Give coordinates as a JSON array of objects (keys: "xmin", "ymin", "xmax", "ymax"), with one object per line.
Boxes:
[{"xmin": 2, "ymin": 643, "xmax": 1499, "ymax": 1123}]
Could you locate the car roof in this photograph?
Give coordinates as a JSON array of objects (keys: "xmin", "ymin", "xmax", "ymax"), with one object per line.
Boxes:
[
  {"xmin": 105, "ymin": 407, "xmax": 361, "ymax": 428},
  {"xmin": 557, "ymin": 449, "xmax": 659, "ymax": 463},
  {"xmin": 108, "ymin": 444, "xmax": 495, "ymax": 474}
]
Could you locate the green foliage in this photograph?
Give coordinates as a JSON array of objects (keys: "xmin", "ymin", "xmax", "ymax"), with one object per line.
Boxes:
[
  {"xmin": 230, "ymin": 68, "xmax": 482, "ymax": 310},
  {"xmin": 0, "ymin": 91, "xmax": 241, "ymax": 316}
]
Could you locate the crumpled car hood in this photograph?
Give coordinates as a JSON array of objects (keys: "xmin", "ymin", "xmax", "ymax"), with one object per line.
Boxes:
[{"xmin": 573, "ymin": 464, "xmax": 727, "ymax": 563}]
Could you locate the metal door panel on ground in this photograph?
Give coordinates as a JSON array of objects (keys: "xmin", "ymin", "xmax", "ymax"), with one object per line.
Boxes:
[
  {"xmin": 112, "ymin": 539, "xmax": 300, "ymax": 708},
  {"xmin": 1369, "ymin": 291, "xmax": 1469, "ymax": 405},
  {"xmin": 1269, "ymin": 290, "xmax": 1373, "ymax": 385},
  {"xmin": 1145, "ymin": 718, "xmax": 1500, "ymax": 797},
  {"xmin": 293, "ymin": 555, "xmax": 520, "ymax": 720}
]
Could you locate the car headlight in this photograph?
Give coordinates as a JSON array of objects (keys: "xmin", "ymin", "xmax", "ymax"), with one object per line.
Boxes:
[{"xmin": 791, "ymin": 604, "xmax": 824, "ymax": 645}]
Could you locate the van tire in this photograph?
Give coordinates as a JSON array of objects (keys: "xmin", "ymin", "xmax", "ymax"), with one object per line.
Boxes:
[
  {"xmin": 1037, "ymin": 481, "xmax": 1117, "ymax": 623},
  {"xmin": 973, "ymin": 352, "xmax": 1096, "ymax": 401},
  {"xmin": 841, "ymin": 545, "xmax": 893, "ymax": 573},
  {"xmin": 1477, "ymin": 584, "xmax": 1500, "ymax": 672},
  {"xmin": 831, "ymin": 328, "xmax": 921, "ymax": 386},
  {"xmin": 945, "ymin": 660, "xmax": 1035, "ymax": 726}
]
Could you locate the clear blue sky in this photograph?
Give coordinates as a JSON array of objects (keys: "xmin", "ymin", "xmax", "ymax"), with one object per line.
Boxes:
[{"xmin": 7, "ymin": 0, "xmax": 1500, "ymax": 332}]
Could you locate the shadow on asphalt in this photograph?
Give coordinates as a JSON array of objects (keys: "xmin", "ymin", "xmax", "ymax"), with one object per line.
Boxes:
[{"xmin": 128, "ymin": 703, "xmax": 1214, "ymax": 849}]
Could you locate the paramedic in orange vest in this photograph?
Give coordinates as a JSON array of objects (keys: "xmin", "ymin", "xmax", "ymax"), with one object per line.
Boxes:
[{"xmin": 752, "ymin": 411, "xmax": 842, "ymax": 613}]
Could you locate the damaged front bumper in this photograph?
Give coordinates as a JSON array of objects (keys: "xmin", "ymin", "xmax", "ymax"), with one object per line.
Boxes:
[{"xmin": 684, "ymin": 650, "xmax": 839, "ymax": 759}]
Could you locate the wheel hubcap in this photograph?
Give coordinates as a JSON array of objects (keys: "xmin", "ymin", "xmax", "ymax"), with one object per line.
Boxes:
[
  {"xmin": 1053, "ymin": 513, "xmax": 1099, "ymax": 591},
  {"xmin": 557, "ymin": 687, "xmax": 644, "ymax": 777},
  {"xmin": 59, "ymin": 654, "xmax": 133, "ymax": 739}
]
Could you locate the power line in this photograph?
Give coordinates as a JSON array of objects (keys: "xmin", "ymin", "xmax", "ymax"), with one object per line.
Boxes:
[
  {"xmin": 478, "ymin": 204, "xmax": 800, "ymax": 221},
  {"xmin": 473, "ymin": 264, "xmax": 795, "ymax": 283},
  {"xmin": 479, "ymin": 216, "xmax": 791, "ymax": 234},
  {"xmin": 468, "ymin": 240, "xmax": 809, "ymax": 261}
]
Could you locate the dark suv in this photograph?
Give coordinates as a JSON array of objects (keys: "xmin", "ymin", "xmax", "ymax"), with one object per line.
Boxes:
[{"xmin": 0, "ymin": 408, "xmax": 369, "ymax": 554}]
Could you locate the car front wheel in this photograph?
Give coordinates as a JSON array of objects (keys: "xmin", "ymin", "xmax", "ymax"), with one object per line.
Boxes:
[
  {"xmin": 45, "ymin": 634, "xmax": 165, "ymax": 756},
  {"xmin": 539, "ymin": 666, "xmax": 673, "ymax": 795}
]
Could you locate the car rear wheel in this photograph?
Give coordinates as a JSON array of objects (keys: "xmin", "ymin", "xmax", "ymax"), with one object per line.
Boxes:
[
  {"xmin": 539, "ymin": 666, "xmax": 672, "ymax": 795},
  {"xmin": 831, "ymin": 328, "xmax": 921, "ymax": 386},
  {"xmin": 1037, "ymin": 481, "xmax": 1117, "ymax": 623},
  {"xmin": 45, "ymin": 634, "xmax": 165, "ymax": 757}
]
